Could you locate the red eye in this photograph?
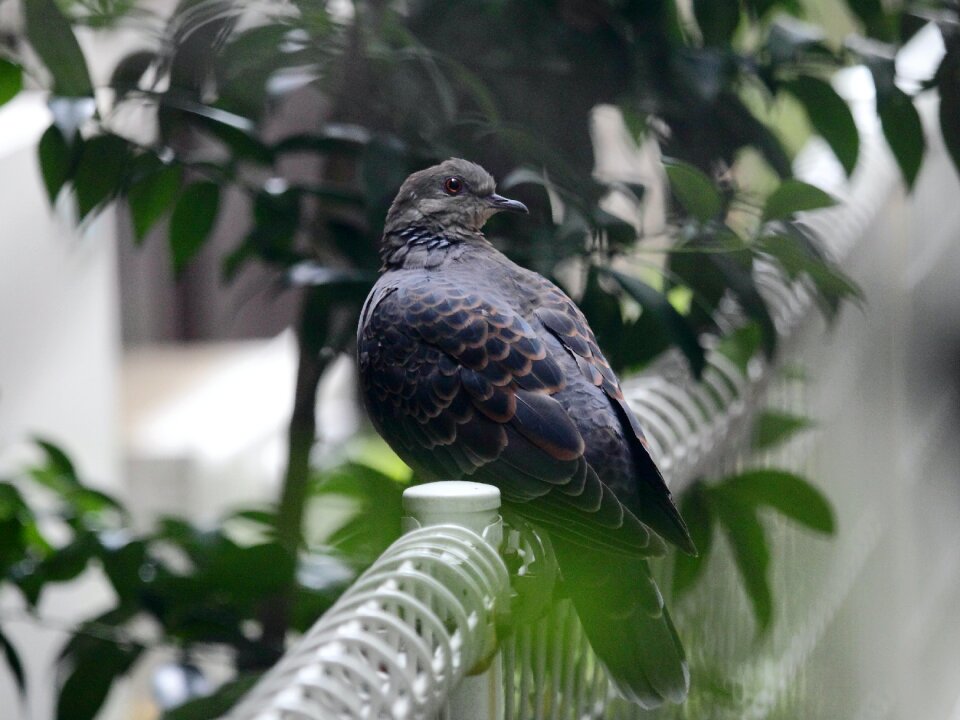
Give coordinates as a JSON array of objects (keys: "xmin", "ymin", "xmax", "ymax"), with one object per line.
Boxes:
[{"xmin": 443, "ymin": 177, "xmax": 463, "ymax": 195}]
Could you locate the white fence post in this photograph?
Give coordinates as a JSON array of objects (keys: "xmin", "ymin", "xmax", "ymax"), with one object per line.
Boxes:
[{"xmin": 402, "ymin": 481, "xmax": 505, "ymax": 720}]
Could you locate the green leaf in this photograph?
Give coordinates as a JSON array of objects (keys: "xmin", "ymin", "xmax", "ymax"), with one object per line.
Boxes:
[
  {"xmin": 938, "ymin": 49, "xmax": 960, "ymax": 183},
  {"xmin": 169, "ymin": 182, "xmax": 220, "ymax": 273},
  {"xmin": 0, "ymin": 59, "xmax": 22, "ymax": 107},
  {"xmin": 128, "ymin": 165, "xmax": 182, "ymax": 242},
  {"xmin": 0, "ymin": 629, "xmax": 25, "ymax": 696},
  {"xmin": 712, "ymin": 489, "xmax": 773, "ymax": 631},
  {"xmin": 877, "ymin": 87, "xmax": 924, "ymax": 190},
  {"xmin": 23, "ymin": 0, "xmax": 93, "ymax": 97},
  {"xmin": 714, "ymin": 323, "xmax": 762, "ymax": 373},
  {"xmin": 664, "ymin": 159, "xmax": 723, "ymax": 222},
  {"xmin": 602, "ymin": 268, "xmax": 706, "ymax": 377},
  {"xmin": 722, "ymin": 469, "xmax": 836, "ymax": 534},
  {"xmin": 755, "ymin": 233, "xmax": 863, "ymax": 323},
  {"xmin": 38, "ymin": 125, "xmax": 73, "ymax": 204},
  {"xmin": 845, "ymin": 0, "xmax": 896, "ymax": 41},
  {"xmin": 753, "ymin": 410, "xmax": 813, "ymax": 450},
  {"xmin": 762, "ymin": 179, "xmax": 837, "ymax": 222},
  {"xmin": 33, "ymin": 438, "xmax": 79, "ymax": 481},
  {"xmin": 672, "ymin": 481, "xmax": 714, "ymax": 598},
  {"xmin": 162, "ymin": 673, "xmax": 261, "ymax": 720},
  {"xmin": 57, "ymin": 638, "xmax": 142, "ymax": 720},
  {"xmin": 711, "ymin": 252, "xmax": 778, "ymax": 358},
  {"xmin": 785, "ymin": 75, "xmax": 860, "ymax": 176},
  {"xmin": 694, "ymin": 0, "xmax": 741, "ymax": 46},
  {"xmin": 72, "ymin": 135, "xmax": 131, "ymax": 220},
  {"xmin": 110, "ymin": 51, "xmax": 155, "ymax": 91}
]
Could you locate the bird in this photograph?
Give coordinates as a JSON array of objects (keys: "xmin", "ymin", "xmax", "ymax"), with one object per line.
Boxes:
[{"xmin": 356, "ymin": 158, "xmax": 695, "ymax": 708}]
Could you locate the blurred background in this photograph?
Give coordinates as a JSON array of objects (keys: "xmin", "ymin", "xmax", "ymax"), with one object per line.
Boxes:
[{"xmin": 0, "ymin": 0, "xmax": 959, "ymax": 718}]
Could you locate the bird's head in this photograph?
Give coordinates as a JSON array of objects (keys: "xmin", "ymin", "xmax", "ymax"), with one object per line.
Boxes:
[{"xmin": 384, "ymin": 158, "xmax": 528, "ymax": 236}]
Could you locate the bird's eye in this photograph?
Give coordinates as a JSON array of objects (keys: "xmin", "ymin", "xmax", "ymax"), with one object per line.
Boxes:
[{"xmin": 443, "ymin": 177, "xmax": 463, "ymax": 195}]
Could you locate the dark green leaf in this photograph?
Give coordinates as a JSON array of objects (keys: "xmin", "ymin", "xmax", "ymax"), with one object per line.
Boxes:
[
  {"xmin": 162, "ymin": 673, "xmax": 261, "ymax": 720},
  {"xmin": 41, "ymin": 533, "xmax": 99, "ymax": 584},
  {"xmin": 711, "ymin": 252, "xmax": 777, "ymax": 358},
  {"xmin": 33, "ymin": 438, "xmax": 78, "ymax": 481},
  {"xmin": 38, "ymin": 125, "xmax": 73, "ymax": 205},
  {"xmin": 756, "ymin": 233, "xmax": 863, "ymax": 323},
  {"xmin": 722, "ymin": 469, "xmax": 836, "ymax": 534},
  {"xmin": 938, "ymin": 49, "xmax": 960, "ymax": 182},
  {"xmin": 0, "ymin": 629, "xmax": 25, "ymax": 696},
  {"xmin": 694, "ymin": 0, "xmax": 741, "ymax": 46},
  {"xmin": 0, "ymin": 59, "xmax": 22, "ymax": 107},
  {"xmin": 273, "ymin": 125, "xmax": 371, "ymax": 156},
  {"xmin": 785, "ymin": 75, "xmax": 859, "ymax": 176},
  {"xmin": 128, "ymin": 164, "xmax": 182, "ymax": 241},
  {"xmin": 169, "ymin": 182, "xmax": 220, "ymax": 273},
  {"xmin": 110, "ymin": 51, "xmax": 155, "ymax": 91},
  {"xmin": 712, "ymin": 490, "xmax": 773, "ymax": 631},
  {"xmin": 602, "ymin": 268, "xmax": 706, "ymax": 377},
  {"xmin": 202, "ymin": 541, "xmax": 296, "ymax": 597},
  {"xmin": 753, "ymin": 410, "xmax": 813, "ymax": 449},
  {"xmin": 664, "ymin": 159, "xmax": 723, "ymax": 222},
  {"xmin": 845, "ymin": 0, "xmax": 897, "ymax": 41},
  {"xmin": 57, "ymin": 638, "xmax": 141, "ymax": 720},
  {"xmin": 24, "ymin": 0, "xmax": 93, "ymax": 97},
  {"xmin": 72, "ymin": 135, "xmax": 131, "ymax": 220},
  {"xmin": 763, "ymin": 180, "xmax": 837, "ymax": 222},
  {"xmin": 98, "ymin": 538, "xmax": 148, "ymax": 601},
  {"xmin": 672, "ymin": 481, "xmax": 714, "ymax": 598},
  {"xmin": 876, "ymin": 86, "xmax": 924, "ymax": 189}
]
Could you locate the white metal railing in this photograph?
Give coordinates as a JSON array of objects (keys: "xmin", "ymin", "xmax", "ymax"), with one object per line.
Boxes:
[
  {"xmin": 224, "ymin": 26, "xmax": 960, "ymax": 720},
  {"xmin": 224, "ymin": 482, "xmax": 508, "ymax": 720}
]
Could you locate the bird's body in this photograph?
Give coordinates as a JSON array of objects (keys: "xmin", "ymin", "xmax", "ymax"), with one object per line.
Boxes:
[{"xmin": 357, "ymin": 159, "xmax": 694, "ymax": 707}]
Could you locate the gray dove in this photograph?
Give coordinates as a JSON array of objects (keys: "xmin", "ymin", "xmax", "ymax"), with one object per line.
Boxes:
[{"xmin": 356, "ymin": 158, "xmax": 695, "ymax": 707}]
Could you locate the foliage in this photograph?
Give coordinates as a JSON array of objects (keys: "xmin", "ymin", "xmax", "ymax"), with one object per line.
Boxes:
[
  {"xmin": 1, "ymin": 0, "xmax": 956, "ymax": 714},
  {"xmin": 0, "ymin": 439, "xmax": 408, "ymax": 719},
  {"xmin": 671, "ymin": 407, "xmax": 831, "ymax": 633}
]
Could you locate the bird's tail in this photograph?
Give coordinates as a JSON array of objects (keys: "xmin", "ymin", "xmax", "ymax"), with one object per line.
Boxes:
[{"xmin": 552, "ymin": 539, "xmax": 690, "ymax": 708}]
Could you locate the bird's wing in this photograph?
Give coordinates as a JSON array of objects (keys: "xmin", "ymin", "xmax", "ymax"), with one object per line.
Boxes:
[
  {"xmin": 532, "ymin": 278, "xmax": 695, "ymax": 555},
  {"xmin": 358, "ymin": 275, "xmax": 664, "ymax": 556}
]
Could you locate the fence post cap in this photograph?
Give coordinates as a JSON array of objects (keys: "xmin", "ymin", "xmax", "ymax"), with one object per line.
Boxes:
[{"xmin": 403, "ymin": 481, "xmax": 501, "ymax": 515}]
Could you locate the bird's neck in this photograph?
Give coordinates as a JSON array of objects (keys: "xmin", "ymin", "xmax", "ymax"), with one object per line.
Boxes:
[{"xmin": 380, "ymin": 223, "xmax": 489, "ymax": 271}]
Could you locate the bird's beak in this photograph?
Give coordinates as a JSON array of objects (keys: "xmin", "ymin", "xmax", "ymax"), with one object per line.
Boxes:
[{"xmin": 486, "ymin": 193, "xmax": 529, "ymax": 214}]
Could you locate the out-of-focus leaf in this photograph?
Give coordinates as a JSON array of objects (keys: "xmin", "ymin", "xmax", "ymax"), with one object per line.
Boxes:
[
  {"xmin": 712, "ymin": 489, "xmax": 773, "ymax": 631},
  {"xmin": 57, "ymin": 636, "xmax": 142, "ymax": 720},
  {"xmin": 664, "ymin": 159, "xmax": 723, "ymax": 222},
  {"xmin": 202, "ymin": 541, "xmax": 296, "ymax": 597},
  {"xmin": 602, "ymin": 268, "xmax": 706, "ymax": 377},
  {"xmin": 714, "ymin": 323, "xmax": 762, "ymax": 373},
  {"xmin": 878, "ymin": 89, "xmax": 924, "ymax": 190},
  {"xmin": 845, "ymin": 0, "xmax": 897, "ymax": 41},
  {"xmin": 766, "ymin": 17, "xmax": 829, "ymax": 65},
  {"xmin": 672, "ymin": 481, "xmax": 714, "ymax": 598},
  {"xmin": 784, "ymin": 75, "xmax": 859, "ymax": 176},
  {"xmin": 273, "ymin": 125, "xmax": 371, "ymax": 156},
  {"xmin": 756, "ymin": 233, "xmax": 863, "ymax": 322},
  {"xmin": 41, "ymin": 533, "xmax": 99, "ymax": 584},
  {"xmin": 72, "ymin": 135, "xmax": 131, "ymax": 220},
  {"xmin": 694, "ymin": 0, "xmax": 741, "ymax": 46},
  {"xmin": 98, "ymin": 537, "xmax": 148, "ymax": 601},
  {"xmin": 753, "ymin": 410, "xmax": 813, "ymax": 449},
  {"xmin": 38, "ymin": 126, "xmax": 73, "ymax": 205},
  {"xmin": 169, "ymin": 182, "xmax": 220, "ymax": 273},
  {"xmin": 110, "ymin": 51, "xmax": 155, "ymax": 91},
  {"xmin": 33, "ymin": 438, "xmax": 79, "ymax": 481},
  {"xmin": 722, "ymin": 469, "xmax": 836, "ymax": 534},
  {"xmin": 24, "ymin": 0, "xmax": 93, "ymax": 97},
  {"xmin": 938, "ymin": 49, "xmax": 960, "ymax": 181},
  {"xmin": 0, "ymin": 60, "xmax": 22, "ymax": 107},
  {"xmin": 711, "ymin": 252, "xmax": 777, "ymax": 358},
  {"xmin": 128, "ymin": 164, "xmax": 182, "ymax": 241},
  {"xmin": 162, "ymin": 673, "xmax": 262, "ymax": 720},
  {"xmin": 0, "ymin": 630, "xmax": 25, "ymax": 695},
  {"xmin": 762, "ymin": 180, "xmax": 837, "ymax": 222}
]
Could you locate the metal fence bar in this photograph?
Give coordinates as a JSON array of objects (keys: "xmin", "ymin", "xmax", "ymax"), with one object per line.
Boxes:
[{"xmin": 224, "ymin": 482, "xmax": 508, "ymax": 720}]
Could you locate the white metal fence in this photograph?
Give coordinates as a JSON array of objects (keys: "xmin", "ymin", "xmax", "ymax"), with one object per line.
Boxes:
[{"xmin": 224, "ymin": 28, "xmax": 960, "ymax": 720}]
